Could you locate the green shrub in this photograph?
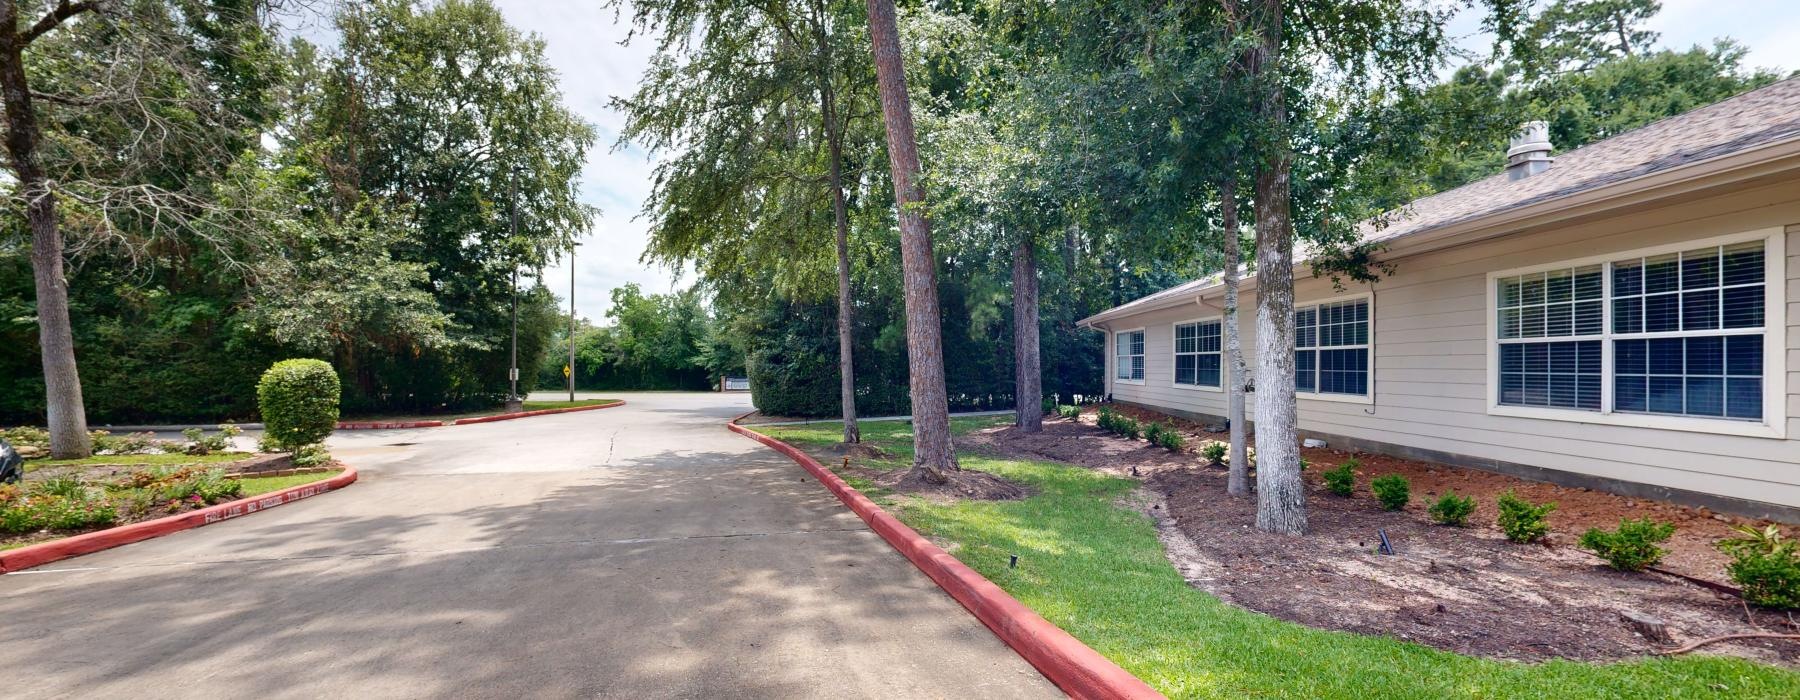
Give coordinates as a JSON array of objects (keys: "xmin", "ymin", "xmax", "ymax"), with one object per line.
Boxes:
[
  {"xmin": 1096, "ymin": 407, "xmax": 1119, "ymax": 432},
  {"xmin": 1496, "ymin": 490, "xmax": 1556, "ymax": 543},
  {"xmin": 1040, "ymin": 396, "xmax": 1058, "ymax": 414},
  {"xmin": 258, "ymin": 359, "xmax": 340, "ymax": 449},
  {"xmin": 1371, "ymin": 475, "xmax": 1410, "ymax": 511},
  {"xmin": 1057, "ymin": 405, "xmax": 1081, "ymax": 420},
  {"xmin": 292, "ymin": 443, "xmax": 332, "ymax": 468},
  {"xmin": 1155, "ymin": 429, "xmax": 1185, "ymax": 451},
  {"xmin": 0, "ymin": 426, "xmax": 49, "ymax": 451},
  {"xmin": 1428, "ymin": 491, "xmax": 1476, "ymax": 526},
  {"xmin": 1200, "ymin": 441, "xmax": 1227, "ymax": 463},
  {"xmin": 1718, "ymin": 525, "xmax": 1800, "ymax": 609},
  {"xmin": 37, "ymin": 476, "xmax": 87, "ymax": 499},
  {"xmin": 1118, "ymin": 417, "xmax": 1141, "ymax": 440},
  {"xmin": 0, "ymin": 486, "xmax": 117, "ymax": 533},
  {"xmin": 1144, "ymin": 421, "xmax": 1164, "ymax": 443},
  {"xmin": 180, "ymin": 423, "xmax": 243, "ymax": 455},
  {"xmin": 1579, "ymin": 518, "xmax": 1676, "ymax": 572},
  {"xmin": 1322, "ymin": 461, "xmax": 1357, "ymax": 497}
]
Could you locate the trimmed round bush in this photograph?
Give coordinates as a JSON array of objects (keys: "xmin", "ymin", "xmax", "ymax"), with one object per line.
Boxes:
[{"xmin": 258, "ymin": 359, "xmax": 340, "ymax": 449}]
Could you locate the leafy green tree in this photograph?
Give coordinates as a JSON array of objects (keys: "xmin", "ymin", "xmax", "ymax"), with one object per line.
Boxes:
[
  {"xmin": 303, "ymin": 0, "xmax": 596, "ymax": 409},
  {"xmin": 1, "ymin": 0, "xmax": 283, "ymax": 456},
  {"xmin": 614, "ymin": 0, "xmax": 880, "ymax": 443}
]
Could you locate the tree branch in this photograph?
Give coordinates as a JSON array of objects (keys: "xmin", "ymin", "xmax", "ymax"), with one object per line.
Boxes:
[{"xmin": 22, "ymin": 1, "xmax": 103, "ymax": 46}]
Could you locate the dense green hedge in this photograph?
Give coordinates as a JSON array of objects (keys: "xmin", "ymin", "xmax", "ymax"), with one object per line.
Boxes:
[{"xmin": 258, "ymin": 359, "xmax": 340, "ymax": 448}]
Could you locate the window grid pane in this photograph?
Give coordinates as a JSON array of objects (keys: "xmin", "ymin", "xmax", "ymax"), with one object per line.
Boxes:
[
  {"xmin": 1294, "ymin": 300, "xmax": 1368, "ymax": 396},
  {"xmin": 1498, "ymin": 265, "xmax": 1602, "ymax": 340},
  {"xmin": 1174, "ymin": 321, "xmax": 1223, "ymax": 388},
  {"xmin": 1115, "ymin": 330, "xmax": 1145, "ymax": 381}
]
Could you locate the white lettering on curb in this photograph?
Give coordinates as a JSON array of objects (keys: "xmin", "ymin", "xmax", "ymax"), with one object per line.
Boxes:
[{"xmin": 202, "ymin": 482, "xmax": 333, "ymax": 524}]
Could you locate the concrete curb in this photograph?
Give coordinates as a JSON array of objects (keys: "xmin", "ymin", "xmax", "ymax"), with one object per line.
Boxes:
[
  {"xmin": 330, "ymin": 400, "xmax": 627, "ymax": 430},
  {"xmin": 452, "ymin": 400, "xmax": 625, "ymax": 425},
  {"xmin": 726, "ymin": 420, "xmax": 1164, "ymax": 700},
  {"xmin": 337, "ymin": 420, "xmax": 445, "ymax": 430},
  {"xmin": 0, "ymin": 466, "xmax": 360, "ymax": 574}
]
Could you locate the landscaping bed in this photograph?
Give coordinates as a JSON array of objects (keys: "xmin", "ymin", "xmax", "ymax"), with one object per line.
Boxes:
[
  {"xmin": 4, "ymin": 434, "xmax": 345, "ymax": 553},
  {"xmin": 761, "ymin": 417, "xmax": 1800, "ymax": 697},
  {"xmin": 964, "ymin": 411, "xmax": 1799, "ymax": 665}
]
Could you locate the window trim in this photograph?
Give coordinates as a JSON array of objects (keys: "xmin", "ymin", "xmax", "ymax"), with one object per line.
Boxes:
[
  {"xmin": 1171, "ymin": 316, "xmax": 1226, "ymax": 392},
  {"xmin": 1114, "ymin": 327, "xmax": 1146, "ymax": 386},
  {"xmin": 1484, "ymin": 227, "xmax": 1786, "ymax": 439},
  {"xmin": 1295, "ymin": 292, "xmax": 1376, "ymax": 405}
]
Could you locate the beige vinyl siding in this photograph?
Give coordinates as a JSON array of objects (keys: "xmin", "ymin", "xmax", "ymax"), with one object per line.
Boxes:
[{"xmin": 1101, "ymin": 179, "xmax": 1800, "ymax": 510}]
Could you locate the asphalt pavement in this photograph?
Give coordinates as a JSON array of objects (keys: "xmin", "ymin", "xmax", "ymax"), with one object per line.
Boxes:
[{"xmin": 0, "ymin": 391, "xmax": 1057, "ymax": 699}]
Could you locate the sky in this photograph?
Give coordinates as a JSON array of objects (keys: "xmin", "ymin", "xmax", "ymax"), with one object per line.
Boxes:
[{"xmin": 298, "ymin": 1, "xmax": 1800, "ymax": 325}]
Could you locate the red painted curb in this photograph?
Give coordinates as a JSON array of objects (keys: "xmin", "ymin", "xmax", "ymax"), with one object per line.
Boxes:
[
  {"xmin": 727, "ymin": 422, "xmax": 1164, "ymax": 700},
  {"xmin": 337, "ymin": 420, "xmax": 445, "ymax": 430},
  {"xmin": 452, "ymin": 400, "xmax": 626, "ymax": 425},
  {"xmin": 0, "ymin": 466, "xmax": 360, "ymax": 574}
]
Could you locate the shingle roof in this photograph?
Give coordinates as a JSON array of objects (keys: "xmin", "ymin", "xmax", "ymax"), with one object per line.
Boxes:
[
  {"xmin": 1083, "ymin": 77, "xmax": 1800, "ymax": 326},
  {"xmin": 1359, "ymin": 76, "xmax": 1800, "ymax": 245}
]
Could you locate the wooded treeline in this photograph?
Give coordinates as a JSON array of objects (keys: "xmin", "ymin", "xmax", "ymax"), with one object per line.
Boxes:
[
  {"xmin": 2, "ymin": 0, "xmax": 594, "ymax": 427},
  {"xmin": 613, "ymin": 0, "xmax": 1783, "ymax": 529}
]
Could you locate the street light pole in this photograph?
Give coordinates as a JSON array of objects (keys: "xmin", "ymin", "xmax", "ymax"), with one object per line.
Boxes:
[
  {"xmin": 506, "ymin": 167, "xmax": 522, "ymax": 414},
  {"xmin": 568, "ymin": 243, "xmax": 577, "ymax": 402}
]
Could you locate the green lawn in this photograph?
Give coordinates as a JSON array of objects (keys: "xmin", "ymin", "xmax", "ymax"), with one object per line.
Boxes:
[
  {"xmin": 237, "ymin": 469, "xmax": 344, "ymax": 497},
  {"xmin": 763, "ymin": 418, "xmax": 1800, "ymax": 699}
]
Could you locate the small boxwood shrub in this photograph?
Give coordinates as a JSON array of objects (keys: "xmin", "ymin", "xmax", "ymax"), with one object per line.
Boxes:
[
  {"xmin": 1057, "ymin": 405, "xmax": 1081, "ymax": 420},
  {"xmin": 1579, "ymin": 518, "xmax": 1676, "ymax": 572},
  {"xmin": 258, "ymin": 359, "xmax": 340, "ymax": 449},
  {"xmin": 1718, "ymin": 525, "xmax": 1800, "ymax": 609},
  {"xmin": 1199, "ymin": 441, "xmax": 1227, "ymax": 464},
  {"xmin": 1322, "ymin": 460, "xmax": 1357, "ymax": 497},
  {"xmin": 1144, "ymin": 422, "xmax": 1166, "ymax": 445},
  {"xmin": 293, "ymin": 443, "xmax": 332, "ymax": 468},
  {"xmin": 1497, "ymin": 490, "xmax": 1556, "ymax": 543},
  {"xmin": 1096, "ymin": 407, "xmax": 1119, "ymax": 432},
  {"xmin": 1155, "ymin": 429, "xmax": 1184, "ymax": 451},
  {"xmin": 1428, "ymin": 491, "xmax": 1476, "ymax": 526},
  {"xmin": 1118, "ymin": 417, "xmax": 1141, "ymax": 440},
  {"xmin": 1371, "ymin": 475, "xmax": 1410, "ymax": 511}
]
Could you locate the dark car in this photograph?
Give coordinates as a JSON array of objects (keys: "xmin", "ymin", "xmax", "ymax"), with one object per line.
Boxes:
[{"xmin": 0, "ymin": 438, "xmax": 22, "ymax": 484}]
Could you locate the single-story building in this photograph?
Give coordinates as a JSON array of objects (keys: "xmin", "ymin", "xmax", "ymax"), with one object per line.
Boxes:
[{"xmin": 1079, "ymin": 77, "xmax": 1800, "ymax": 521}]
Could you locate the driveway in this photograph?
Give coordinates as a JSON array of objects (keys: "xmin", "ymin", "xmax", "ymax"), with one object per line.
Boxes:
[{"xmin": 0, "ymin": 392, "xmax": 1057, "ymax": 699}]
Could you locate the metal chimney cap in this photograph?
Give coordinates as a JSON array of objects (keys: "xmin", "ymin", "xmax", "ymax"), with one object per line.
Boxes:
[{"xmin": 1507, "ymin": 120, "xmax": 1553, "ymax": 159}]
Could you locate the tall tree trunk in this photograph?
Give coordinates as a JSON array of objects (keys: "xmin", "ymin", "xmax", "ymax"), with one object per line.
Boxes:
[
  {"xmin": 1012, "ymin": 234, "xmax": 1041, "ymax": 432},
  {"xmin": 1248, "ymin": 0, "xmax": 1303, "ymax": 534},
  {"xmin": 865, "ymin": 0, "xmax": 958, "ymax": 480},
  {"xmin": 0, "ymin": 11, "xmax": 90, "ymax": 459},
  {"xmin": 813, "ymin": 5, "xmax": 860, "ymax": 444},
  {"xmin": 1221, "ymin": 179, "xmax": 1250, "ymax": 497}
]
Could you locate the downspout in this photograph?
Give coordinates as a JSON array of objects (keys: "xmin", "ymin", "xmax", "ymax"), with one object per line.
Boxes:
[{"xmin": 1364, "ymin": 282, "xmax": 1379, "ymax": 416}]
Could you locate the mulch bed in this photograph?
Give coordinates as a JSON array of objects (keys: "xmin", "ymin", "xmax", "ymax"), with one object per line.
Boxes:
[{"xmin": 961, "ymin": 412, "xmax": 1800, "ymax": 665}]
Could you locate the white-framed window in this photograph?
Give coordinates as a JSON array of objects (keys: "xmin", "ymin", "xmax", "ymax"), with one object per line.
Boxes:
[
  {"xmin": 1295, "ymin": 296, "xmax": 1371, "ymax": 400},
  {"xmin": 1487, "ymin": 228, "xmax": 1786, "ymax": 438},
  {"xmin": 1173, "ymin": 318, "xmax": 1223, "ymax": 389},
  {"xmin": 1114, "ymin": 328, "xmax": 1145, "ymax": 384}
]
